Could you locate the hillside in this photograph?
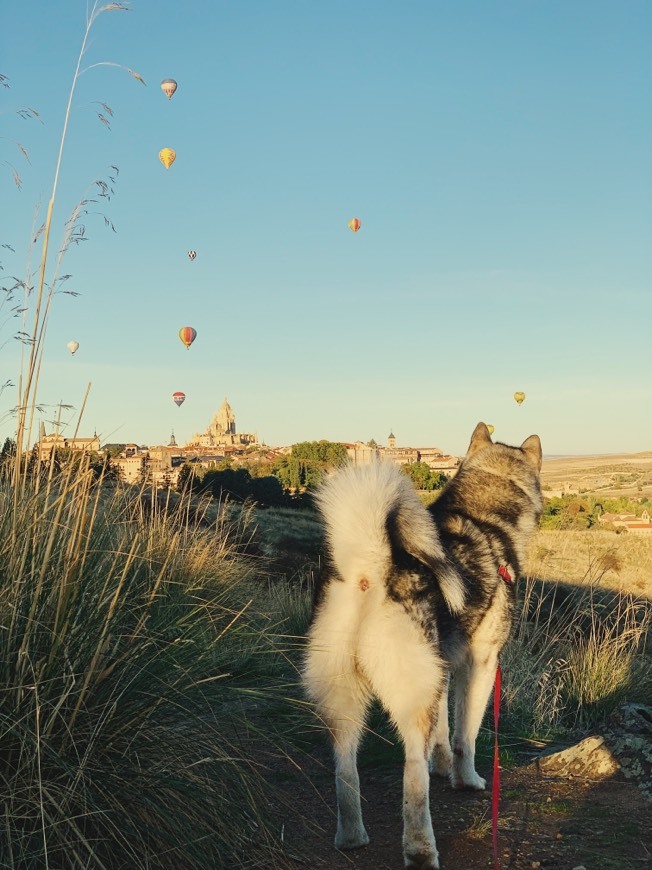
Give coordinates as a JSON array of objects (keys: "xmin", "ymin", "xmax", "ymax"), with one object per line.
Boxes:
[{"xmin": 541, "ymin": 451, "xmax": 652, "ymax": 499}]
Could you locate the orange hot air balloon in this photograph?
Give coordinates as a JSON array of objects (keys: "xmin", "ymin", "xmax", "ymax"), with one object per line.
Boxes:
[
  {"xmin": 178, "ymin": 326, "xmax": 197, "ymax": 349},
  {"xmin": 160, "ymin": 78, "xmax": 178, "ymax": 99},
  {"xmin": 487, "ymin": 424, "xmax": 495, "ymax": 435},
  {"xmin": 348, "ymin": 218, "xmax": 361, "ymax": 233},
  {"xmin": 159, "ymin": 147, "xmax": 176, "ymax": 169},
  {"xmin": 514, "ymin": 391, "xmax": 526, "ymax": 406},
  {"xmin": 172, "ymin": 391, "xmax": 186, "ymax": 407}
]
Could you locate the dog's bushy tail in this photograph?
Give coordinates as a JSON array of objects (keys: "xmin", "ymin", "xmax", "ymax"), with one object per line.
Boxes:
[{"xmin": 315, "ymin": 461, "xmax": 465, "ymax": 613}]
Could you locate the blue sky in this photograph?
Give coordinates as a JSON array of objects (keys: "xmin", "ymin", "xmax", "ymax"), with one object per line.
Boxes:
[{"xmin": 1, "ymin": 0, "xmax": 650, "ymax": 456}]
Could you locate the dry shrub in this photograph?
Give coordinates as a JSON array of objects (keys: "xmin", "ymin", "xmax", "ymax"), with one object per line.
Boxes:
[{"xmin": 503, "ymin": 575, "xmax": 651, "ymax": 736}]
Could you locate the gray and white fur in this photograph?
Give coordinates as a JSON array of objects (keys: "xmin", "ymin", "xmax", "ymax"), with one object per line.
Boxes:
[{"xmin": 303, "ymin": 422, "xmax": 543, "ymax": 869}]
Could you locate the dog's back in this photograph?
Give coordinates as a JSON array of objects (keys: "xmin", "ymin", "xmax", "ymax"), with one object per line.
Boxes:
[{"xmin": 314, "ymin": 460, "xmax": 466, "ymax": 615}]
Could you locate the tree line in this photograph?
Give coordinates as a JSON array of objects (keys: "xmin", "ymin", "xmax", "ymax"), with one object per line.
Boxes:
[{"xmin": 541, "ymin": 494, "xmax": 651, "ymax": 530}]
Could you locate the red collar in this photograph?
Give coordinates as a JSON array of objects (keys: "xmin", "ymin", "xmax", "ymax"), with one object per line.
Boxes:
[{"xmin": 499, "ymin": 564, "xmax": 514, "ymax": 585}]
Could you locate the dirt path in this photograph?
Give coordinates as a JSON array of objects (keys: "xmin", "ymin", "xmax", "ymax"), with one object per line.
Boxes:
[{"xmin": 271, "ymin": 736, "xmax": 651, "ymax": 870}]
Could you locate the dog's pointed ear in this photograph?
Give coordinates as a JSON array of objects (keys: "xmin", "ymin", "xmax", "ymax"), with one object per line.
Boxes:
[
  {"xmin": 466, "ymin": 422, "xmax": 493, "ymax": 457},
  {"xmin": 520, "ymin": 434, "xmax": 542, "ymax": 471}
]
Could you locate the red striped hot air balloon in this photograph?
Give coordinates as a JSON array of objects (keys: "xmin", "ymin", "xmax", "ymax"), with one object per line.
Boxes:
[
  {"xmin": 172, "ymin": 391, "xmax": 186, "ymax": 407},
  {"xmin": 348, "ymin": 218, "xmax": 361, "ymax": 233},
  {"xmin": 178, "ymin": 326, "xmax": 197, "ymax": 349}
]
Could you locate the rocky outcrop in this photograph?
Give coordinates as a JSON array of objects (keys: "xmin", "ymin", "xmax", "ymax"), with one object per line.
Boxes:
[
  {"xmin": 537, "ymin": 702, "xmax": 652, "ymax": 801},
  {"xmin": 537, "ymin": 735, "xmax": 619, "ymax": 779}
]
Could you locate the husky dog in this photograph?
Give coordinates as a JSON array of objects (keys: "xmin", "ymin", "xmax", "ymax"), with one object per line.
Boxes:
[{"xmin": 303, "ymin": 423, "xmax": 542, "ymax": 869}]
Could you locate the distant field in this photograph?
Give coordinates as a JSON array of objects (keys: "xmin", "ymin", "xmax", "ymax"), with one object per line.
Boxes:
[
  {"xmin": 541, "ymin": 451, "xmax": 652, "ymax": 499},
  {"xmin": 525, "ymin": 528, "xmax": 652, "ymax": 598}
]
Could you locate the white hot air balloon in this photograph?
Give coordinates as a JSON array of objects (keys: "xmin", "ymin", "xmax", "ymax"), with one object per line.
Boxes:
[
  {"xmin": 67, "ymin": 340, "xmax": 79, "ymax": 355},
  {"xmin": 160, "ymin": 78, "xmax": 178, "ymax": 99}
]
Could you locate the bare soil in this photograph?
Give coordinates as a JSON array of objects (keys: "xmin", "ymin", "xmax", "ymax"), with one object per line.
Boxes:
[{"xmin": 271, "ymin": 732, "xmax": 651, "ymax": 870}]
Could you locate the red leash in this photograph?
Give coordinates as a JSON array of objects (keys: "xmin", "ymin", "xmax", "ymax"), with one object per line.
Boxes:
[
  {"xmin": 493, "ymin": 563, "xmax": 512, "ymax": 870},
  {"xmin": 492, "ymin": 662, "xmax": 502, "ymax": 870}
]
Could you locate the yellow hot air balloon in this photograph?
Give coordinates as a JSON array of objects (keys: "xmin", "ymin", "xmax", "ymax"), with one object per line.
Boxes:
[
  {"xmin": 514, "ymin": 391, "xmax": 526, "ymax": 406},
  {"xmin": 487, "ymin": 424, "xmax": 495, "ymax": 435},
  {"xmin": 160, "ymin": 78, "xmax": 178, "ymax": 99},
  {"xmin": 159, "ymin": 148, "xmax": 176, "ymax": 170},
  {"xmin": 348, "ymin": 217, "xmax": 361, "ymax": 233}
]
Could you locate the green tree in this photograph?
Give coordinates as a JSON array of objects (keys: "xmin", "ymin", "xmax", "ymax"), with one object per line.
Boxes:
[
  {"xmin": 0, "ymin": 437, "xmax": 17, "ymax": 477},
  {"xmin": 203, "ymin": 467, "xmax": 253, "ymax": 501},
  {"xmin": 250, "ymin": 475, "xmax": 285, "ymax": 507},
  {"xmin": 103, "ymin": 443, "xmax": 126, "ymax": 458},
  {"xmin": 176, "ymin": 463, "xmax": 195, "ymax": 493},
  {"xmin": 271, "ymin": 441, "xmax": 349, "ymax": 492},
  {"xmin": 1, "ymin": 437, "xmax": 16, "ymax": 462},
  {"xmin": 400, "ymin": 462, "xmax": 449, "ymax": 491},
  {"xmin": 138, "ymin": 454, "xmax": 151, "ymax": 485}
]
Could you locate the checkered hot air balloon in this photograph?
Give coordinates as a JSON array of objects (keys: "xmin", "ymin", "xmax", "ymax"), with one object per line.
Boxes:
[{"xmin": 187, "ymin": 250, "xmax": 197, "ymax": 261}]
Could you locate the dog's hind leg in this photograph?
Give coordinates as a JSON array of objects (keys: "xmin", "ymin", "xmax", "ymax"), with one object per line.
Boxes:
[
  {"xmin": 383, "ymin": 690, "xmax": 441, "ymax": 870},
  {"xmin": 451, "ymin": 645, "xmax": 498, "ymax": 790},
  {"xmin": 304, "ymin": 611, "xmax": 371, "ymax": 850},
  {"xmin": 428, "ymin": 673, "xmax": 453, "ymax": 777},
  {"xmin": 330, "ymin": 690, "xmax": 370, "ymax": 851},
  {"xmin": 368, "ymin": 611, "xmax": 443, "ymax": 870}
]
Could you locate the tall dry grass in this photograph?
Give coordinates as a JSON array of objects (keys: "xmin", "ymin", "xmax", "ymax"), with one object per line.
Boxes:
[
  {"xmin": 526, "ymin": 528, "xmax": 652, "ymax": 598},
  {"xmin": 502, "ymin": 574, "xmax": 651, "ymax": 736},
  {"xmin": 0, "ymin": 7, "xmax": 301, "ymax": 864},
  {"xmin": 0, "ymin": 462, "xmax": 289, "ymax": 867}
]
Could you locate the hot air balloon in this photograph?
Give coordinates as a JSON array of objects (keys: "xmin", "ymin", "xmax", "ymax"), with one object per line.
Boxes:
[
  {"xmin": 514, "ymin": 391, "xmax": 526, "ymax": 406},
  {"xmin": 348, "ymin": 218, "xmax": 361, "ymax": 233},
  {"xmin": 172, "ymin": 391, "xmax": 186, "ymax": 407},
  {"xmin": 487, "ymin": 424, "xmax": 495, "ymax": 435},
  {"xmin": 66, "ymin": 340, "xmax": 79, "ymax": 355},
  {"xmin": 159, "ymin": 147, "xmax": 176, "ymax": 169},
  {"xmin": 187, "ymin": 250, "xmax": 197, "ymax": 261},
  {"xmin": 160, "ymin": 78, "xmax": 178, "ymax": 99},
  {"xmin": 178, "ymin": 326, "xmax": 197, "ymax": 349}
]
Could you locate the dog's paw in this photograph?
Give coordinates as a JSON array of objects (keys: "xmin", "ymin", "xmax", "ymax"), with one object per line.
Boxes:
[
  {"xmin": 429, "ymin": 744, "xmax": 453, "ymax": 777},
  {"xmin": 451, "ymin": 769, "xmax": 486, "ymax": 791},
  {"xmin": 404, "ymin": 848, "xmax": 440, "ymax": 869},
  {"xmin": 335, "ymin": 827, "xmax": 370, "ymax": 850}
]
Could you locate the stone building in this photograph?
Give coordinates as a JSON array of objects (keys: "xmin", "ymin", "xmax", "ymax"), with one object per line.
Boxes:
[
  {"xmin": 187, "ymin": 397, "xmax": 258, "ymax": 449},
  {"xmin": 37, "ymin": 423, "xmax": 101, "ymax": 461},
  {"xmin": 345, "ymin": 432, "xmax": 460, "ymax": 474}
]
